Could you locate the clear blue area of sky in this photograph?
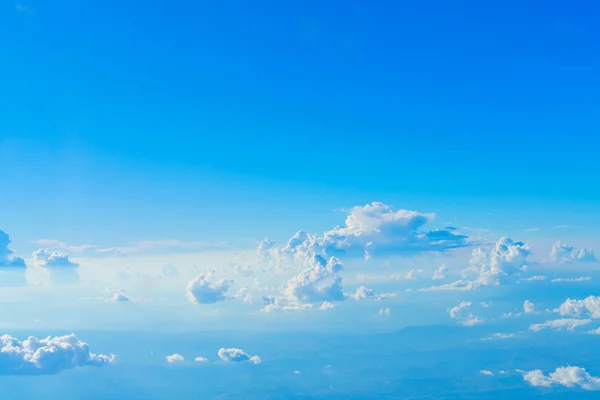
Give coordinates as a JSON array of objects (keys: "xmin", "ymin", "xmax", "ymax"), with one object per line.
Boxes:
[{"xmin": 1, "ymin": 0, "xmax": 599, "ymax": 246}]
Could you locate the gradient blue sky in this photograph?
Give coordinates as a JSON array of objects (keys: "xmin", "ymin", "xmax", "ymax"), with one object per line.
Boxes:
[
  {"xmin": 1, "ymin": 1, "xmax": 600, "ymax": 398},
  {"xmin": 2, "ymin": 0, "xmax": 600, "ymax": 249}
]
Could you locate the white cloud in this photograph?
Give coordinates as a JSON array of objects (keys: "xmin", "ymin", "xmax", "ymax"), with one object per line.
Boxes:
[
  {"xmin": 519, "ymin": 276, "xmax": 546, "ymax": 282},
  {"xmin": 0, "ymin": 334, "xmax": 113, "ymax": 374},
  {"xmin": 378, "ymin": 307, "xmax": 391, "ymax": 316},
  {"xmin": 555, "ymin": 296, "xmax": 600, "ymax": 319},
  {"xmin": 405, "ymin": 268, "xmax": 424, "ymax": 280},
  {"xmin": 166, "ymin": 354, "xmax": 184, "ymax": 363},
  {"xmin": 111, "ymin": 293, "xmax": 130, "ymax": 302},
  {"xmin": 480, "ymin": 370, "xmax": 494, "ymax": 376},
  {"xmin": 0, "ymin": 230, "xmax": 25, "ymax": 268},
  {"xmin": 461, "ymin": 314, "xmax": 484, "ymax": 326},
  {"xmin": 186, "ymin": 273, "xmax": 233, "ymax": 304},
  {"xmin": 551, "ymin": 277, "xmax": 591, "ymax": 283},
  {"xmin": 319, "ymin": 301, "xmax": 335, "ymax": 310},
  {"xmin": 449, "ymin": 301, "xmax": 472, "ymax": 319},
  {"xmin": 259, "ymin": 202, "xmax": 470, "ymax": 265},
  {"xmin": 284, "ymin": 254, "xmax": 344, "ymax": 303},
  {"xmin": 480, "ymin": 301, "xmax": 493, "ymax": 308},
  {"xmin": 432, "ymin": 264, "xmax": 446, "ymax": 280},
  {"xmin": 482, "ymin": 333, "xmax": 515, "ymax": 340},
  {"xmin": 349, "ymin": 286, "xmax": 396, "ymax": 301},
  {"xmin": 529, "ymin": 319, "xmax": 592, "ymax": 332},
  {"xmin": 551, "ymin": 241, "xmax": 597, "ymax": 263},
  {"xmin": 194, "ymin": 356, "xmax": 209, "ymax": 363},
  {"xmin": 419, "ymin": 279, "xmax": 476, "ymax": 292},
  {"xmin": 217, "ymin": 348, "xmax": 261, "ymax": 364},
  {"xmin": 523, "ymin": 366, "xmax": 600, "ymax": 390},
  {"xmin": 33, "ymin": 249, "xmax": 78, "ymax": 268},
  {"xmin": 524, "ymin": 300, "xmax": 535, "ymax": 314}
]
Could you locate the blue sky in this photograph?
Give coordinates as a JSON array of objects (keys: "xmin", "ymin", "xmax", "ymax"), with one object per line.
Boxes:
[{"xmin": 2, "ymin": 0, "xmax": 600, "ymax": 398}]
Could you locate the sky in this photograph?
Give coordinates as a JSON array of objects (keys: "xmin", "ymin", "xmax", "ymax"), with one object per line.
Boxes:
[{"xmin": 1, "ymin": 0, "xmax": 600, "ymax": 398}]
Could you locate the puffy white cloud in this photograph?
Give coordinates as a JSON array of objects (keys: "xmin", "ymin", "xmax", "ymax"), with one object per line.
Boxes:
[
  {"xmin": 166, "ymin": 354, "xmax": 184, "ymax": 363},
  {"xmin": 432, "ymin": 265, "xmax": 446, "ymax": 280},
  {"xmin": 551, "ymin": 241, "xmax": 597, "ymax": 263},
  {"xmin": 186, "ymin": 273, "xmax": 233, "ymax": 304},
  {"xmin": 524, "ymin": 300, "xmax": 535, "ymax": 314},
  {"xmin": 0, "ymin": 334, "xmax": 113, "ymax": 374},
  {"xmin": 217, "ymin": 348, "xmax": 261, "ymax": 364},
  {"xmin": 0, "ymin": 230, "xmax": 25, "ymax": 268},
  {"xmin": 523, "ymin": 366, "xmax": 600, "ymax": 390},
  {"xmin": 448, "ymin": 302, "xmax": 483, "ymax": 325},
  {"xmin": 480, "ymin": 370, "xmax": 494, "ymax": 376},
  {"xmin": 284, "ymin": 254, "xmax": 344, "ymax": 303},
  {"xmin": 319, "ymin": 301, "xmax": 335, "ymax": 310},
  {"xmin": 33, "ymin": 249, "xmax": 78, "ymax": 268},
  {"xmin": 259, "ymin": 203, "xmax": 470, "ymax": 265},
  {"xmin": 194, "ymin": 356, "xmax": 209, "ymax": 363},
  {"xmin": 349, "ymin": 286, "xmax": 396, "ymax": 301},
  {"xmin": 260, "ymin": 296, "xmax": 312, "ymax": 312},
  {"xmin": 404, "ymin": 268, "xmax": 425, "ymax": 280},
  {"xmin": 555, "ymin": 296, "xmax": 600, "ymax": 319},
  {"xmin": 529, "ymin": 319, "xmax": 592, "ymax": 332}
]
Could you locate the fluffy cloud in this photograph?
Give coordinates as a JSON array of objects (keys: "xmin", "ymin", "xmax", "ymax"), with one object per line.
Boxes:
[
  {"xmin": 0, "ymin": 230, "xmax": 25, "ymax": 268},
  {"xmin": 259, "ymin": 203, "xmax": 470, "ymax": 265},
  {"xmin": 425, "ymin": 237, "xmax": 530, "ymax": 292},
  {"xmin": 319, "ymin": 301, "xmax": 335, "ymax": 310},
  {"xmin": 529, "ymin": 319, "xmax": 591, "ymax": 332},
  {"xmin": 524, "ymin": 366, "xmax": 600, "ymax": 390},
  {"xmin": 349, "ymin": 286, "xmax": 396, "ymax": 301},
  {"xmin": 0, "ymin": 334, "xmax": 113, "ymax": 375},
  {"xmin": 551, "ymin": 242, "xmax": 597, "ymax": 263},
  {"xmin": 194, "ymin": 356, "xmax": 209, "ymax": 363},
  {"xmin": 166, "ymin": 354, "xmax": 184, "ymax": 363},
  {"xmin": 524, "ymin": 300, "xmax": 535, "ymax": 314},
  {"xmin": 284, "ymin": 254, "xmax": 344, "ymax": 303},
  {"xmin": 217, "ymin": 348, "xmax": 261, "ymax": 364},
  {"xmin": 186, "ymin": 273, "xmax": 233, "ymax": 304},
  {"xmin": 448, "ymin": 301, "xmax": 483, "ymax": 325},
  {"xmin": 33, "ymin": 249, "xmax": 78, "ymax": 268},
  {"xmin": 480, "ymin": 370, "xmax": 494, "ymax": 376},
  {"xmin": 555, "ymin": 296, "xmax": 600, "ymax": 319}
]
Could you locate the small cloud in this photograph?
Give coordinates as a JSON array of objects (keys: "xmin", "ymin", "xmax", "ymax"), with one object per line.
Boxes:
[
  {"xmin": 217, "ymin": 348, "xmax": 261, "ymax": 364},
  {"xmin": 319, "ymin": 301, "xmax": 335, "ymax": 310},
  {"xmin": 194, "ymin": 356, "xmax": 209, "ymax": 363},
  {"xmin": 378, "ymin": 308, "xmax": 391, "ymax": 316},
  {"xmin": 480, "ymin": 370, "xmax": 494, "ymax": 376},
  {"xmin": 482, "ymin": 333, "xmax": 515, "ymax": 341},
  {"xmin": 551, "ymin": 277, "xmax": 592, "ymax": 283},
  {"xmin": 186, "ymin": 273, "xmax": 233, "ymax": 304},
  {"xmin": 524, "ymin": 228, "xmax": 540, "ymax": 232},
  {"xmin": 166, "ymin": 354, "xmax": 184, "ymax": 363},
  {"xmin": 554, "ymin": 225, "xmax": 570, "ymax": 229}
]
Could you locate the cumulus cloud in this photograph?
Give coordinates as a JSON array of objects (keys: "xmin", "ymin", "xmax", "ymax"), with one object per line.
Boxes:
[
  {"xmin": 461, "ymin": 314, "xmax": 484, "ymax": 326},
  {"xmin": 166, "ymin": 354, "xmax": 184, "ymax": 363},
  {"xmin": 529, "ymin": 319, "xmax": 591, "ymax": 332},
  {"xmin": 259, "ymin": 202, "xmax": 470, "ymax": 265},
  {"xmin": 480, "ymin": 370, "xmax": 494, "ymax": 376},
  {"xmin": 33, "ymin": 249, "xmax": 78, "ymax": 268},
  {"xmin": 523, "ymin": 366, "xmax": 600, "ymax": 390},
  {"xmin": 283, "ymin": 254, "xmax": 344, "ymax": 303},
  {"xmin": 186, "ymin": 273, "xmax": 233, "ymax": 304},
  {"xmin": 194, "ymin": 356, "xmax": 209, "ymax": 363},
  {"xmin": 425, "ymin": 237, "xmax": 530, "ymax": 291},
  {"xmin": 0, "ymin": 334, "xmax": 113, "ymax": 375},
  {"xmin": 524, "ymin": 300, "xmax": 535, "ymax": 314},
  {"xmin": 551, "ymin": 242, "xmax": 597, "ymax": 263},
  {"xmin": 0, "ymin": 230, "xmax": 25, "ymax": 268},
  {"xmin": 555, "ymin": 296, "xmax": 600, "ymax": 319},
  {"xmin": 217, "ymin": 348, "xmax": 261, "ymax": 364},
  {"xmin": 319, "ymin": 301, "xmax": 335, "ymax": 310}
]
